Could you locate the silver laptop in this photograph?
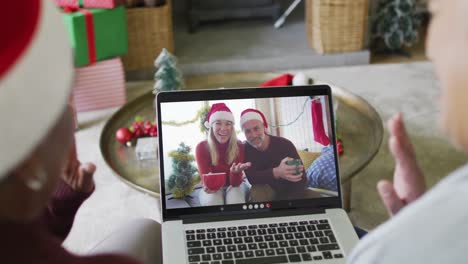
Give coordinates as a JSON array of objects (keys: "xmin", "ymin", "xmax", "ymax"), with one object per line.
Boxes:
[{"xmin": 157, "ymin": 85, "xmax": 359, "ymax": 264}]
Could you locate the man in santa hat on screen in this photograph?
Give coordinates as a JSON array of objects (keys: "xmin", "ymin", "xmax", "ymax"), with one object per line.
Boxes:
[{"xmin": 240, "ymin": 109, "xmax": 320, "ymax": 201}]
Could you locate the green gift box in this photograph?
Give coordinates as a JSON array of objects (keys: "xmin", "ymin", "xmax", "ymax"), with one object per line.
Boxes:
[{"xmin": 62, "ymin": 6, "xmax": 128, "ymax": 67}]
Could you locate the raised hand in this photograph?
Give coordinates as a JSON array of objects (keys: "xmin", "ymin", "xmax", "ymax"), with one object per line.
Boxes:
[
  {"xmin": 273, "ymin": 157, "xmax": 303, "ymax": 182},
  {"xmin": 377, "ymin": 113, "xmax": 426, "ymax": 216},
  {"xmin": 62, "ymin": 145, "xmax": 96, "ymax": 193},
  {"xmin": 230, "ymin": 162, "xmax": 252, "ymax": 174}
]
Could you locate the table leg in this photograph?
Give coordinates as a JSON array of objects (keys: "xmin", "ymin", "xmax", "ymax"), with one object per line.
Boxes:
[{"xmin": 342, "ymin": 180, "xmax": 352, "ymax": 212}]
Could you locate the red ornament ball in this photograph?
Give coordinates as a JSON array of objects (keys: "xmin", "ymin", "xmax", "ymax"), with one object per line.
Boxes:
[
  {"xmin": 337, "ymin": 139, "xmax": 344, "ymax": 155},
  {"xmin": 116, "ymin": 127, "xmax": 133, "ymax": 145}
]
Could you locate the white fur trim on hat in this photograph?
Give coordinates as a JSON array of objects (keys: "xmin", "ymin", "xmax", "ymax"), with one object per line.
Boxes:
[
  {"xmin": 0, "ymin": 1, "xmax": 73, "ymax": 180},
  {"xmin": 240, "ymin": 111, "xmax": 264, "ymax": 127},
  {"xmin": 205, "ymin": 111, "xmax": 235, "ymax": 129}
]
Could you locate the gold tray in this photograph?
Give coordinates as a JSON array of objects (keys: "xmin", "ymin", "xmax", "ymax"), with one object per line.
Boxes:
[{"xmin": 100, "ymin": 73, "xmax": 383, "ymax": 198}]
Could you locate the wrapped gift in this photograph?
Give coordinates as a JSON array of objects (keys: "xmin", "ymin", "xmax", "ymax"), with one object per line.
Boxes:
[
  {"xmin": 54, "ymin": 0, "xmax": 124, "ymax": 9},
  {"xmin": 72, "ymin": 58, "xmax": 126, "ymax": 112},
  {"xmin": 135, "ymin": 137, "xmax": 158, "ymax": 160},
  {"xmin": 61, "ymin": 6, "xmax": 128, "ymax": 67},
  {"xmin": 69, "ymin": 95, "xmax": 79, "ymax": 129}
]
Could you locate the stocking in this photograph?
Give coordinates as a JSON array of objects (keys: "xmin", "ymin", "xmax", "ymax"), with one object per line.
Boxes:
[{"xmin": 311, "ymin": 99, "xmax": 330, "ymax": 146}]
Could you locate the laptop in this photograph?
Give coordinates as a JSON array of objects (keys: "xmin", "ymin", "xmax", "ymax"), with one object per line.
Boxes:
[{"xmin": 156, "ymin": 85, "xmax": 359, "ymax": 264}]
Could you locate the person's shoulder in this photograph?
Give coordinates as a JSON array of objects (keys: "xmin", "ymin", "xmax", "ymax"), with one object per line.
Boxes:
[
  {"xmin": 438, "ymin": 164, "xmax": 468, "ymax": 187},
  {"xmin": 196, "ymin": 140, "xmax": 208, "ymax": 150},
  {"xmin": 243, "ymin": 141, "xmax": 252, "ymax": 149},
  {"xmin": 195, "ymin": 140, "xmax": 209, "ymax": 156},
  {"xmin": 349, "ymin": 165, "xmax": 468, "ymax": 263},
  {"xmin": 271, "ymin": 135, "xmax": 294, "ymax": 146}
]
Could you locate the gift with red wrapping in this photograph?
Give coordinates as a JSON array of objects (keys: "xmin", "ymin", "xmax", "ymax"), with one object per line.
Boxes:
[{"xmin": 71, "ymin": 58, "xmax": 127, "ymax": 112}]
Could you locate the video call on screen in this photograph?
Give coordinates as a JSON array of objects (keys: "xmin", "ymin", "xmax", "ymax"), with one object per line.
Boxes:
[{"xmin": 161, "ymin": 95, "xmax": 338, "ymax": 209}]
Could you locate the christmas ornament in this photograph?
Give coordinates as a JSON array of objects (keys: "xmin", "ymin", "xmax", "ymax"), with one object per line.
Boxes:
[
  {"xmin": 337, "ymin": 139, "xmax": 344, "ymax": 155},
  {"xmin": 115, "ymin": 116, "xmax": 158, "ymax": 146},
  {"xmin": 116, "ymin": 127, "xmax": 133, "ymax": 146}
]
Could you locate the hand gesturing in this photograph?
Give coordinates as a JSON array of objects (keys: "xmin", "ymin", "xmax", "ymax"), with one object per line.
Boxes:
[
  {"xmin": 230, "ymin": 162, "xmax": 252, "ymax": 174},
  {"xmin": 377, "ymin": 113, "xmax": 426, "ymax": 216},
  {"xmin": 62, "ymin": 145, "xmax": 96, "ymax": 193}
]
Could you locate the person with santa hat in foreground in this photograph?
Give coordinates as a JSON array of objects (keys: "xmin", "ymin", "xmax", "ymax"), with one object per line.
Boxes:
[
  {"xmin": 196, "ymin": 103, "xmax": 252, "ymax": 206},
  {"xmin": 240, "ymin": 108, "xmax": 321, "ymax": 201},
  {"xmin": 0, "ymin": 1, "xmax": 155, "ymax": 263}
]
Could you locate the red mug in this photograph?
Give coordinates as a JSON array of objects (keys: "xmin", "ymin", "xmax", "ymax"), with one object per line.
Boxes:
[
  {"xmin": 229, "ymin": 172, "xmax": 243, "ymax": 187},
  {"xmin": 202, "ymin": 172, "xmax": 226, "ymax": 192}
]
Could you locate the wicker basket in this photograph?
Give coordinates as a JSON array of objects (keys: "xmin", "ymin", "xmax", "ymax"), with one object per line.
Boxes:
[
  {"xmin": 305, "ymin": 0, "xmax": 368, "ymax": 54},
  {"xmin": 122, "ymin": 0, "xmax": 174, "ymax": 70}
]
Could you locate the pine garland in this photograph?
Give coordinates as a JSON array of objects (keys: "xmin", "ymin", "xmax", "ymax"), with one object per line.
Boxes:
[
  {"xmin": 161, "ymin": 106, "xmax": 209, "ymax": 132},
  {"xmin": 162, "ymin": 117, "xmax": 199, "ymax": 127},
  {"xmin": 161, "ymin": 99, "xmax": 339, "ymax": 142}
]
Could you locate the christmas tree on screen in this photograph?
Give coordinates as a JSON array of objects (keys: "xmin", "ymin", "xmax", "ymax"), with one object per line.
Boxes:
[{"xmin": 167, "ymin": 142, "xmax": 198, "ymax": 198}]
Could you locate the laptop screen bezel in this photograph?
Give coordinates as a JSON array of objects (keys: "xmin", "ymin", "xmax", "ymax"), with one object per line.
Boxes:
[{"xmin": 157, "ymin": 85, "xmax": 342, "ymax": 221}]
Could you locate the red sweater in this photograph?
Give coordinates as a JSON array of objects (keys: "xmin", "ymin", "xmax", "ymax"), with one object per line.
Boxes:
[
  {"xmin": 195, "ymin": 140, "xmax": 245, "ymax": 186},
  {"xmin": 0, "ymin": 180, "xmax": 142, "ymax": 264}
]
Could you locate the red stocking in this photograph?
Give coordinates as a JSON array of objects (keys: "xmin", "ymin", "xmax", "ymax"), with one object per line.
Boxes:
[{"xmin": 311, "ymin": 100, "xmax": 330, "ymax": 146}]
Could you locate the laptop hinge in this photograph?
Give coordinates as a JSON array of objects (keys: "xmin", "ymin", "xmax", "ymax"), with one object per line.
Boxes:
[{"xmin": 182, "ymin": 207, "xmax": 326, "ymax": 224}]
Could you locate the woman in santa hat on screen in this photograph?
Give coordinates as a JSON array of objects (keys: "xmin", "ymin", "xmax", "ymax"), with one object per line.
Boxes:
[
  {"xmin": 195, "ymin": 103, "xmax": 251, "ymax": 206},
  {"xmin": 0, "ymin": 1, "xmax": 147, "ymax": 263}
]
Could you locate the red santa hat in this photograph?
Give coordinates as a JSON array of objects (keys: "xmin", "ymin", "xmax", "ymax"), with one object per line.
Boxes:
[
  {"xmin": 204, "ymin": 103, "xmax": 235, "ymax": 129},
  {"xmin": 0, "ymin": 0, "xmax": 74, "ymax": 180},
  {"xmin": 240, "ymin": 109, "xmax": 268, "ymax": 129}
]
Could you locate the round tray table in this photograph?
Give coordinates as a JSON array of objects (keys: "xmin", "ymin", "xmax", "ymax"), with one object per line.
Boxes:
[{"xmin": 100, "ymin": 73, "xmax": 383, "ymax": 211}]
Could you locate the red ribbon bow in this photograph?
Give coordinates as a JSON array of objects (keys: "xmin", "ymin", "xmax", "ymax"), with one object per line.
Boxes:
[
  {"xmin": 62, "ymin": 6, "xmax": 79, "ymax": 12},
  {"xmin": 63, "ymin": 7, "xmax": 96, "ymax": 65}
]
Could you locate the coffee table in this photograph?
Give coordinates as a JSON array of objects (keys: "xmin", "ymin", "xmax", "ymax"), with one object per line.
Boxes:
[{"xmin": 100, "ymin": 72, "xmax": 383, "ymax": 211}]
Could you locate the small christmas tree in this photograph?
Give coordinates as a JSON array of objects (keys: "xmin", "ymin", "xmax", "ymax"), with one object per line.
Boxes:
[
  {"xmin": 153, "ymin": 48, "xmax": 184, "ymax": 94},
  {"xmin": 372, "ymin": 0, "xmax": 421, "ymax": 54},
  {"xmin": 167, "ymin": 142, "xmax": 198, "ymax": 198}
]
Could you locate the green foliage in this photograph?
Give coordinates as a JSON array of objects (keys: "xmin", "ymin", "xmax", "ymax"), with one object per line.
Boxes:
[
  {"xmin": 372, "ymin": 0, "xmax": 421, "ymax": 51},
  {"xmin": 134, "ymin": 115, "xmax": 145, "ymax": 122},
  {"xmin": 153, "ymin": 48, "xmax": 185, "ymax": 94},
  {"xmin": 167, "ymin": 142, "xmax": 198, "ymax": 198},
  {"xmin": 199, "ymin": 105, "xmax": 211, "ymax": 134}
]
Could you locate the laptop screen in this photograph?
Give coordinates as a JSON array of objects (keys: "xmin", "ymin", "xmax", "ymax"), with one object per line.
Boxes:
[{"xmin": 157, "ymin": 86, "xmax": 342, "ymax": 220}]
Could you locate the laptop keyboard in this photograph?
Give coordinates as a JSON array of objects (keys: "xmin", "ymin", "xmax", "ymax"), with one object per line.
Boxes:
[{"xmin": 185, "ymin": 219, "xmax": 344, "ymax": 264}]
